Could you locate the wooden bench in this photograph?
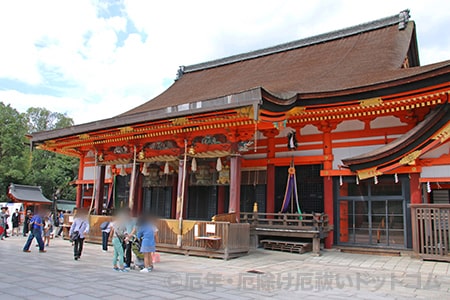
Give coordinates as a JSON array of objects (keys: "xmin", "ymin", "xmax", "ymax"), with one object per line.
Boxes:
[
  {"xmin": 261, "ymin": 239, "xmax": 312, "ymax": 254},
  {"xmin": 255, "ymin": 227, "xmax": 324, "ymax": 255}
]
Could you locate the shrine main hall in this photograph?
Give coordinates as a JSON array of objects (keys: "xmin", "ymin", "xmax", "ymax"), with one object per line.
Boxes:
[{"xmin": 30, "ymin": 10, "xmax": 450, "ymax": 251}]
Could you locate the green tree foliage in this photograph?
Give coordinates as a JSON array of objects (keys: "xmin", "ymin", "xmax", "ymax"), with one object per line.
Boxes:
[
  {"xmin": 25, "ymin": 107, "xmax": 78, "ymax": 200},
  {"xmin": 0, "ymin": 103, "xmax": 78, "ymax": 201},
  {"xmin": 0, "ymin": 103, "xmax": 28, "ymax": 201}
]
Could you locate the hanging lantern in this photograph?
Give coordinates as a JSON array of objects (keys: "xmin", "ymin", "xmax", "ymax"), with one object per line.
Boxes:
[
  {"xmin": 427, "ymin": 181, "xmax": 431, "ymax": 193},
  {"xmin": 216, "ymin": 157, "xmax": 223, "ymax": 172},
  {"xmin": 141, "ymin": 162, "xmax": 149, "ymax": 176},
  {"xmin": 339, "ymin": 175, "xmax": 343, "ymax": 186},
  {"xmin": 356, "ymin": 175, "xmax": 359, "ymax": 185},
  {"xmin": 164, "ymin": 161, "xmax": 170, "ymax": 175},
  {"xmin": 191, "ymin": 157, "xmax": 197, "ymax": 172},
  {"xmin": 374, "ymin": 175, "xmax": 378, "ymax": 185},
  {"xmin": 394, "ymin": 173, "xmax": 398, "ymax": 183},
  {"xmin": 120, "ymin": 165, "xmax": 127, "ymax": 176}
]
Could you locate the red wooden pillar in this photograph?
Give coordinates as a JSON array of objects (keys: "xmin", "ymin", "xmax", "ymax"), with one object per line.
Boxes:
[
  {"xmin": 136, "ymin": 173, "xmax": 143, "ymax": 216},
  {"xmin": 76, "ymin": 155, "xmax": 85, "ymax": 208},
  {"xmin": 321, "ymin": 124, "xmax": 334, "ymax": 249},
  {"xmin": 229, "ymin": 154, "xmax": 242, "ymax": 215},
  {"xmin": 95, "ymin": 165, "xmax": 106, "ymax": 215},
  {"xmin": 410, "ymin": 173, "xmax": 422, "ymax": 204},
  {"xmin": 171, "ymin": 175, "xmax": 178, "ymax": 219},
  {"xmin": 217, "ymin": 185, "xmax": 226, "ymax": 214},
  {"xmin": 263, "ymin": 129, "xmax": 278, "ymax": 214}
]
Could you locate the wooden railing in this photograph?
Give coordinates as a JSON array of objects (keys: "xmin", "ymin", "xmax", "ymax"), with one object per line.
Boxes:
[
  {"xmin": 240, "ymin": 212, "xmax": 329, "ymax": 235},
  {"xmin": 411, "ymin": 204, "xmax": 450, "ymax": 262},
  {"xmin": 240, "ymin": 212, "xmax": 330, "ymax": 255}
]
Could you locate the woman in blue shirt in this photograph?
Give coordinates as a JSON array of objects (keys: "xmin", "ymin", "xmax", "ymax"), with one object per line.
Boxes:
[{"xmin": 137, "ymin": 214, "xmax": 158, "ymax": 273}]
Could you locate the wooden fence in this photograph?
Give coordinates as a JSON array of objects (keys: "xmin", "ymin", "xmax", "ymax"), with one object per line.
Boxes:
[
  {"xmin": 156, "ymin": 219, "xmax": 250, "ymax": 260},
  {"xmin": 411, "ymin": 204, "xmax": 450, "ymax": 262}
]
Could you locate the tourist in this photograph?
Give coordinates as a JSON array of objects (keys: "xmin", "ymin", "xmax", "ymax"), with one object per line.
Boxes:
[
  {"xmin": 0, "ymin": 207, "xmax": 8, "ymax": 240},
  {"xmin": 110, "ymin": 211, "xmax": 129, "ymax": 272},
  {"xmin": 23, "ymin": 209, "xmax": 46, "ymax": 252},
  {"xmin": 56, "ymin": 210, "xmax": 65, "ymax": 237},
  {"xmin": 11, "ymin": 209, "xmax": 20, "ymax": 236},
  {"xmin": 69, "ymin": 208, "xmax": 89, "ymax": 260},
  {"xmin": 136, "ymin": 214, "xmax": 158, "ymax": 273},
  {"xmin": 124, "ymin": 208, "xmax": 136, "ymax": 268},
  {"xmin": 101, "ymin": 220, "xmax": 111, "ymax": 252},
  {"xmin": 23, "ymin": 210, "xmax": 32, "ymax": 237},
  {"xmin": 43, "ymin": 216, "xmax": 53, "ymax": 246}
]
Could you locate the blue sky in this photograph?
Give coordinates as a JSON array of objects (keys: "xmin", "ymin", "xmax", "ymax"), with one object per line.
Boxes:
[{"xmin": 0, "ymin": 0, "xmax": 449, "ymax": 124}]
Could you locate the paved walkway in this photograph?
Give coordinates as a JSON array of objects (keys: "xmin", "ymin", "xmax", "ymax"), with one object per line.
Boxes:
[{"xmin": 0, "ymin": 236, "xmax": 449, "ymax": 299}]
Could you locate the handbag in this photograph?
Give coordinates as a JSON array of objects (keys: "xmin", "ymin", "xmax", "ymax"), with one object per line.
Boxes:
[
  {"xmin": 70, "ymin": 231, "xmax": 80, "ymax": 241},
  {"xmin": 152, "ymin": 252, "xmax": 160, "ymax": 263}
]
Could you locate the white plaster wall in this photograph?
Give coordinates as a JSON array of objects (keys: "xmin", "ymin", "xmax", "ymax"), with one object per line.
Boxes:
[
  {"xmin": 301, "ymin": 124, "xmax": 321, "ymax": 135},
  {"xmin": 421, "ymin": 143, "xmax": 450, "ymax": 159},
  {"xmin": 276, "ymin": 149, "xmax": 323, "ymax": 158},
  {"xmin": 370, "ymin": 116, "xmax": 406, "ymax": 129},
  {"xmin": 83, "ymin": 165, "xmax": 113, "ymax": 180},
  {"xmin": 421, "ymin": 166, "xmax": 450, "ymax": 178},
  {"xmin": 334, "ymin": 120, "xmax": 365, "ymax": 133}
]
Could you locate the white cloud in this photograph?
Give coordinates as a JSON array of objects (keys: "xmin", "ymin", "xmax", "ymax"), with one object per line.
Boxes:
[{"xmin": 0, "ymin": 0, "xmax": 449, "ymax": 125}]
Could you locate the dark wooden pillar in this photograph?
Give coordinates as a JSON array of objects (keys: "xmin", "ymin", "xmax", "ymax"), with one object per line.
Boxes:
[
  {"xmin": 76, "ymin": 155, "xmax": 85, "ymax": 208},
  {"xmin": 136, "ymin": 173, "xmax": 143, "ymax": 216},
  {"xmin": 217, "ymin": 185, "xmax": 226, "ymax": 214},
  {"xmin": 171, "ymin": 174, "xmax": 177, "ymax": 219},
  {"xmin": 266, "ymin": 164, "xmax": 275, "ymax": 213},
  {"xmin": 95, "ymin": 165, "xmax": 106, "ymax": 215},
  {"xmin": 229, "ymin": 154, "xmax": 242, "ymax": 216}
]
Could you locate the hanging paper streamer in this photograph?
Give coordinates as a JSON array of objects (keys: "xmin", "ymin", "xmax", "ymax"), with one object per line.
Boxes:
[
  {"xmin": 374, "ymin": 175, "xmax": 378, "ymax": 185},
  {"xmin": 280, "ymin": 166, "xmax": 302, "ymax": 215},
  {"xmin": 394, "ymin": 173, "xmax": 398, "ymax": 183},
  {"xmin": 427, "ymin": 181, "xmax": 431, "ymax": 193},
  {"xmin": 191, "ymin": 157, "xmax": 197, "ymax": 172},
  {"xmin": 216, "ymin": 157, "xmax": 223, "ymax": 172},
  {"xmin": 164, "ymin": 161, "xmax": 170, "ymax": 175},
  {"xmin": 339, "ymin": 175, "xmax": 343, "ymax": 186},
  {"xmin": 356, "ymin": 176, "xmax": 359, "ymax": 185},
  {"xmin": 120, "ymin": 164, "xmax": 127, "ymax": 176}
]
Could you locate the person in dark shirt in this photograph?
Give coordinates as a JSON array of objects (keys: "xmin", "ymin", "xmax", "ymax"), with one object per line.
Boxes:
[
  {"xmin": 11, "ymin": 209, "xmax": 20, "ymax": 236},
  {"xmin": 23, "ymin": 210, "xmax": 32, "ymax": 237},
  {"xmin": 22, "ymin": 209, "xmax": 46, "ymax": 253}
]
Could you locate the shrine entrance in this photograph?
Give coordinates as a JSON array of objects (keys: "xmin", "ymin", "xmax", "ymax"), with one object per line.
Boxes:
[{"xmin": 335, "ymin": 176, "xmax": 411, "ymax": 248}]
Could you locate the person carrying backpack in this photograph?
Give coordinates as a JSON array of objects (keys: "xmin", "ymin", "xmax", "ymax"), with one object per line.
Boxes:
[{"xmin": 69, "ymin": 208, "xmax": 89, "ymax": 260}]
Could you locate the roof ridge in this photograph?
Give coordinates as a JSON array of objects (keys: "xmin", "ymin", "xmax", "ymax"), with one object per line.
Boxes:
[{"xmin": 179, "ymin": 9, "xmax": 410, "ymax": 75}]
